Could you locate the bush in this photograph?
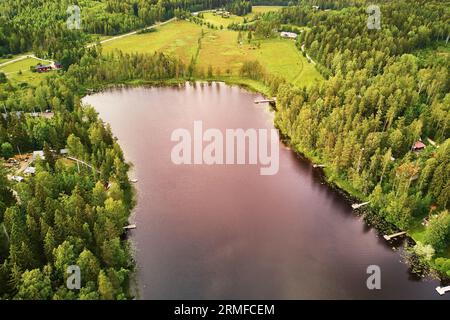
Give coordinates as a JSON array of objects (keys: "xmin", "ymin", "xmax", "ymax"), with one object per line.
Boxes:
[{"xmin": 1, "ymin": 142, "xmax": 14, "ymax": 159}]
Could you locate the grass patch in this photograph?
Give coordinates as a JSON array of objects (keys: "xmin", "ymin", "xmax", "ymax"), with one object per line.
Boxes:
[
  {"xmin": 201, "ymin": 6, "xmax": 284, "ymax": 28},
  {"xmin": 0, "ymin": 57, "xmax": 49, "ymax": 86},
  {"xmin": 251, "ymin": 6, "xmax": 284, "ymax": 15},
  {"xmin": 197, "ymin": 29, "xmax": 322, "ymax": 87},
  {"xmin": 201, "ymin": 12, "xmax": 245, "ymax": 27},
  {"xmin": 102, "ymin": 20, "xmax": 202, "ymax": 64},
  {"xmin": 100, "ymin": 15, "xmax": 323, "ymax": 88}
]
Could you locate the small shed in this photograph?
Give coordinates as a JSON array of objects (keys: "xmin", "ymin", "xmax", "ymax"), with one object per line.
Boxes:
[
  {"xmin": 32, "ymin": 150, "xmax": 45, "ymax": 161},
  {"xmin": 412, "ymin": 140, "xmax": 426, "ymax": 152},
  {"xmin": 280, "ymin": 31, "xmax": 298, "ymax": 39},
  {"xmin": 24, "ymin": 166, "xmax": 36, "ymax": 175},
  {"xmin": 10, "ymin": 175, "xmax": 24, "ymax": 182}
]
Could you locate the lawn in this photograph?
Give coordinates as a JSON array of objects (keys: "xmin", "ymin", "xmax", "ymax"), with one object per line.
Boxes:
[
  {"xmin": 251, "ymin": 6, "xmax": 284, "ymax": 16},
  {"xmin": 102, "ymin": 20, "xmax": 203, "ymax": 64},
  {"xmin": 197, "ymin": 29, "xmax": 322, "ymax": 87},
  {"xmin": 0, "ymin": 57, "xmax": 49, "ymax": 85},
  {"xmin": 201, "ymin": 6, "xmax": 284, "ymax": 27},
  {"xmin": 100, "ymin": 18, "xmax": 322, "ymax": 88},
  {"xmin": 201, "ymin": 12, "xmax": 244, "ymax": 27}
]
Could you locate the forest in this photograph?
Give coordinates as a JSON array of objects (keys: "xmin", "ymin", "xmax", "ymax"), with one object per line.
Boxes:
[
  {"xmin": 273, "ymin": 0, "xmax": 450, "ymax": 275},
  {"xmin": 0, "ymin": 48, "xmax": 187, "ymax": 299},
  {"xmin": 0, "ymin": 0, "xmax": 449, "ymax": 299}
]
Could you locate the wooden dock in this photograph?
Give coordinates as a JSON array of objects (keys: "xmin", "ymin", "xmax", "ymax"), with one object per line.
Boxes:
[
  {"xmin": 254, "ymin": 98, "xmax": 276, "ymax": 104},
  {"xmin": 351, "ymin": 201, "xmax": 370, "ymax": 209},
  {"xmin": 436, "ymin": 286, "xmax": 450, "ymax": 295},
  {"xmin": 383, "ymin": 231, "xmax": 407, "ymax": 241}
]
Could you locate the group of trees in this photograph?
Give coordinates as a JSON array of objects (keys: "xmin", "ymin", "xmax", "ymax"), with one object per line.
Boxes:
[
  {"xmin": 227, "ymin": 8, "xmax": 280, "ymax": 35},
  {"xmin": 226, "ymin": 0, "xmax": 252, "ymax": 16},
  {"xmin": 1, "ymin": 0, "xmax": 449, "ymax": 297},
  {"xmin": 270, "ymin": 0, "xmax": 449, "ymax": 275},
  {"xmin": 0, "ymin": 103, "xmax": 134, "ymax": 299},
  {"xmin": 0, "ymin": 45, "xmax": 194, "ymax": 298},
  {"xmin": 0, "ymin": 0, "xmax": 233, "ymax": 59}
]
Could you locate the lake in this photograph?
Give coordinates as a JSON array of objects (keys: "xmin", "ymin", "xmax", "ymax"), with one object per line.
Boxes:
[{"xmin": 83, "ymin": 82, "xmax": 448, "ymax": 299}]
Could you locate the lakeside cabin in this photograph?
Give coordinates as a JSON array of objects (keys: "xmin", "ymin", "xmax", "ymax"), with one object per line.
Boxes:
[
  {"xmin": 412, "ymin": 140, "xmax": 426, "ymax": 152},
  {"xmin": 280, "ymin": 31, "xmax": 298, "ymax": 39}
]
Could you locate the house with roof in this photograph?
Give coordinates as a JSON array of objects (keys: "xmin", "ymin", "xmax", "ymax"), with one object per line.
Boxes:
[
  {"xmin": 53, "ymin": 61, "xmax": 63, "ymax": 69},
  {"xmin": 280, "ymin": 31, "xmax": 298, "ymax": 39},
  {"xmin": 24, "ymin": 166, "xmax": 36, "ymax": 175},
  {"xmin": 10, "ymin": 175, "xmax": 24, "ymax": 182},
  {"xmin": 35, "ymin": 64, "xmax": 52, "ymax": 73},
  {"xmin": 32, "ymin": 150, "xmax": 45, "ymax": 161},
  {"xmin": 412, "ymin": 140, "xmax": 426, "ymax": 152}
]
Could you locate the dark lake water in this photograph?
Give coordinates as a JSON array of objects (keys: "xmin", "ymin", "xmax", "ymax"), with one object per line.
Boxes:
[{"xmin": 83, "ymin": 82, "xmax": 448, "ymax": 299}]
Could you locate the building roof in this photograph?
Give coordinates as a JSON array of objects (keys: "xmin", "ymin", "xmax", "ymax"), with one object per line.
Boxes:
[
  {"xmin": 24, "ymin": 167, "xmax": 36, "ymax": 175},
  {"xmin": 280, "ymin": 31, "xmax": 298, "ymax": 39},
  {"xmin": 32, "ymin": 150, "xmax": 45, "ymax": 160},
  {"xmin": 10, "ymin": 175, "xmax": 24, "ymax": 182},
  {"xmin": 413, "ymin": 141, "xmax": 426, "ymax": 150}
]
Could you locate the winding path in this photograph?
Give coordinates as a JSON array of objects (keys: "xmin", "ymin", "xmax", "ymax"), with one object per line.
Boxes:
[
  {"xmin": 86, "ymin": 18, "xmax": 177, "ymax": 48},
  {"xmin": 0, "ymin": 54, "xmax": 54, "ymax": 68},
  {"xmin": 1, "ymin": 18, "xmax": 177, "ymax": 70},
  {"xmin": 301, "ymin": 44, "xmax": 316, "ymax": 65}
]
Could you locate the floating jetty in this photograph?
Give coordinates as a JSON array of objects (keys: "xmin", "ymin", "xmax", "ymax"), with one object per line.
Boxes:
[
  {"xmin": 123, "ymin": 224, "xmax": 136, "ymax": 230},
  {"xmin": 383, "ymin": 231, "xmax": 407, "ymax": 241},
  {"xmin": 351, "ymin": 201, "xmax": 370, "ymax": 209},
  {"xmin": 254, "ymin": 98, "xmax": 276, "ymax": 104},
  {"xmin": 436, "ymin": 286, "xmax": 450, "ymax": 296}
]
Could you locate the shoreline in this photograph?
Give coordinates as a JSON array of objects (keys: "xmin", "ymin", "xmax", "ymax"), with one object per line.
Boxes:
[{"xmin": 83, "ymin": 78, "xmax": 448, "ymax": 285}]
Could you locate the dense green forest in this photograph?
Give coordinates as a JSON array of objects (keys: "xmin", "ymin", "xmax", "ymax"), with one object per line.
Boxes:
[
  {"xmin": 0, "ymin": 49, "xmax": 187, "ymax": 299},
  {"xmin": 0, "ymin": 0, "xmax": 449, "ymax": 299},
  {"xmin": 0, "ymin": 0, "xmax": 230, "ymax": 58},
  {"xmin": 273, "ymin": 0, "xmax": 450, "ymax": 275},
  {"xmin": 0, "ymin": 0, "xmax": 218, "ymax": 300}
]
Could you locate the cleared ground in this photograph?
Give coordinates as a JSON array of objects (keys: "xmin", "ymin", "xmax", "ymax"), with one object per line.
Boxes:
[
  {"xmin": 201, "ymin": 6, "xmax": 284, "ymax": 27},
  {"xmin": 99, "ymin": 7, "xmax": 322, "ymax": 88},
  {"xmin": 102, "ymin": 20, "xmax": 202, "ymax": 64},
  {"xmin": 0, "ymin": 57, "xmax": 49, "ymax": 85}
]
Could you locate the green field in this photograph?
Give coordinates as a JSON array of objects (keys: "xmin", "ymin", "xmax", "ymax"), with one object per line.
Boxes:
[
  {"xmin": 0, "ymin": 57, "xmax": 49, "ymax": 85},
  {"xmin": 102, "ymin": 20, "xmax": 202, "ymax": 64},
  {"xmin": 101, "ymin": 17, "xmax": 322, "ymax": 88},
  {"xmin": 251, "ymin": 6, "xmax": 284, "ymax": 15},
  {"xmin": 201, "ymin": 6, "xmax": 284, "ymax": 27}
]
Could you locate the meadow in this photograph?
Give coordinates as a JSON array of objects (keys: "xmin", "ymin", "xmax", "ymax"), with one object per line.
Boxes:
[
  {"xmin": 200, "ymin": 6, "xmax": 283, "ymax": 28},
  {"xmin": 0, "ymin": 57, "xmax": 49, "ymax": 85},
  {"xmin": 102, "ymin": 20, "xmax": 203, "ymax": 64},
  {"xmin": 100, "ymin": 8, "xmax": 322, "ymax": 88}
]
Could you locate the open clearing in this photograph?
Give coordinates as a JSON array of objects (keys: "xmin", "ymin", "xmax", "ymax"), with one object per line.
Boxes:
[
  {"xmin": 102, "ymin": 20, "xmax": 202, "ymax": 64},
  {"xmin": 201, "ymin": 6, "xmax": 284, "ymax": 27},
  {"xmin": 0, "ymin": 57, "xmax": 49, "ymax": 85},
  {"xmin": 100, "ymin": 7, "xmax": 322, "ymax": 88}
]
